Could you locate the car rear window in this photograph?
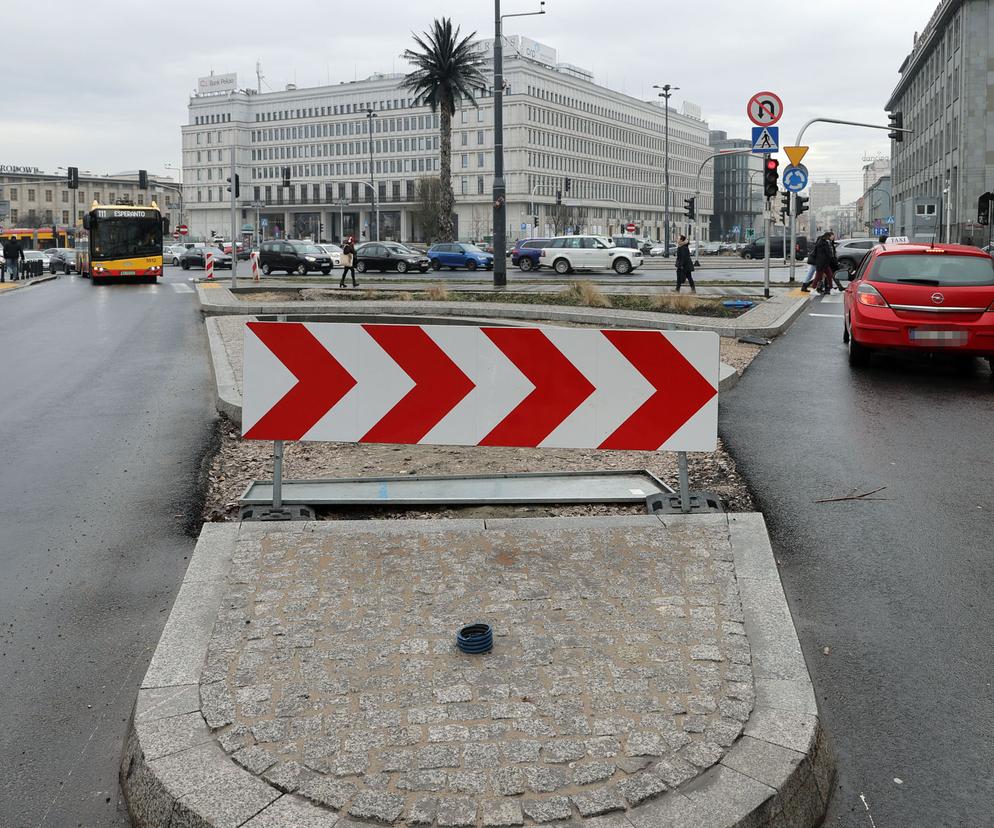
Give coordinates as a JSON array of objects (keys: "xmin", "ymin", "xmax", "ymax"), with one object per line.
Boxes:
[
  {"xmin": 523, "ymin": 241, "xmax": 549, "ymax": 249},
  {"xmin": 871, "ymin": 253, "xmax": 994, "ymax": 286}
]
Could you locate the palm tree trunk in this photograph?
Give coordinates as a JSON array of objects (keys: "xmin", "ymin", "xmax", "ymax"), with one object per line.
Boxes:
[{"xmin": 439, "ymin": 105, "xmax": 455, "ymax": 241}]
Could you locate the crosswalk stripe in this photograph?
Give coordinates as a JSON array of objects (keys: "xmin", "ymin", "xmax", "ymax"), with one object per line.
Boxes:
[{"xmin": 171, "ymin": 283, "xmax": 194, "ymax": 293}]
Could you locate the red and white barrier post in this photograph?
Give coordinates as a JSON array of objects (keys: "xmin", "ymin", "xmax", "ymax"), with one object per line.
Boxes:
[
  {"xmin": 205, "ymin": 251, "xmax": 214, "ymax": 280},
  {"xmin": 251, "ymin": 251, "xmax": 260, "ymax": 282}
]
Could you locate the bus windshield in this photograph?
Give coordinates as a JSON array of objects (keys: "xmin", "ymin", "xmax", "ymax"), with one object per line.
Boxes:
[{"xmin": 91, "ymin": 216, "xmax": 162, "ymax": 260}]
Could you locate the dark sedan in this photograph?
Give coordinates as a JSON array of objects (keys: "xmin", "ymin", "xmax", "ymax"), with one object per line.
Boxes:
[
  {"xmin": 355, "ymin": 242, "xmax": 430, "ymax": 273},
  {"xmin": 44, "ymin": 248, "xmax": 80, "ymax": 274},
  {"xmin": 179, "ymin": 246, "xmax": 232, "ymax": 270}
]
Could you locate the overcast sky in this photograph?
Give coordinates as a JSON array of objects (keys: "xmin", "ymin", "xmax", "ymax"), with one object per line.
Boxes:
[{"xmin": 8, "ymin": 0, "xmax": 938, "ymax": 202}]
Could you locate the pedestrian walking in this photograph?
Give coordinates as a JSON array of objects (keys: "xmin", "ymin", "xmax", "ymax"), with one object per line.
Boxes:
[
  {"xmin": 674, "ymin": 235, "xmax": 696, "ymax": 293},
  {"xmin": 800, "ymin": 234, "xmax": 823, "ymax": 292},
  {"xmin": 2, "ymin": 236, "xmax": 25, "ymax": 282},
  {"xmin": 339, "ymin": 236, "xmax": 357, "ymax": 288},
  {"xmin": 808, "ymin": 230, "xmax": 844, "ymax": 294}
]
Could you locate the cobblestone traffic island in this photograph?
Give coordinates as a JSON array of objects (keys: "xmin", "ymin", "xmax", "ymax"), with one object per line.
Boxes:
[{"xmin": 197, "ymin": 520, "xmax": 753, "ymax": 826}]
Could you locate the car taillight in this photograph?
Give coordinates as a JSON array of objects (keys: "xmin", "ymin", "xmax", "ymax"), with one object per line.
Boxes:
[{"xmin": 856, "ymin": 283, "xmax": 889, "ymax": 308}]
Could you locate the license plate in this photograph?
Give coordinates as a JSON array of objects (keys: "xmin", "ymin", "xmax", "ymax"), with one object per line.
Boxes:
[
  {"xmin": 909, "ymin": 329, "xmax": 968, "ymax": 345},
  {"xmin": 120, "ymin": 271, "xmax": 135, "ymax": 276}
]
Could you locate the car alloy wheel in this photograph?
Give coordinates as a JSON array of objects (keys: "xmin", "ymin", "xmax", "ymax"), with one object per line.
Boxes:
[
  {"xmin": 262, "ymin": 263, "xmax": 272, "ymax": 275},
  {"xmin": 613, "ymin": 258, "xmax": 632, "ymax": 275},
  {"xmin": 554, "ymin": 258, "xmax": 571, "ymax": 275},
  {"xmin": 396, "ymin": 261, "xmax": 409, "ymax": 273},
  {"xmin": 430, "ymin": 259, "xmax": 441, "ymax": 271},
  {"xmin": 519, "ymin": 258, "xmax": 534, "ymax": 272},
  {"xmin": 356, "ymin": 260, "xmax": 367, "ymax": 272},
  {"xmin": 466, "ymin": 260, "xmax": 478, "ymax": 271},
  {"xmin": 296, "ymin": 264, "xmax": 308, "ymax": 275}
]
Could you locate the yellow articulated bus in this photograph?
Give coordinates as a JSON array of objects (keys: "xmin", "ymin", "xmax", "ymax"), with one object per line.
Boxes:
[{"xmin": 80, "ymin": 201, "xmax": 164, "ymax": 284}]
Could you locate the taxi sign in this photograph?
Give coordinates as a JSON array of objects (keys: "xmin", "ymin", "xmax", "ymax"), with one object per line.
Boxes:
[{"xmin": 885, "ymin": 236, "xmax": 909, "ymax": 244}]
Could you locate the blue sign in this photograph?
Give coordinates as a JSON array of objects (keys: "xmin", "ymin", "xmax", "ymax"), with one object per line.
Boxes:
[
  {"xmin": 521, "ymin": 222, "xmax": 528, "ymax": 231},
  {"xmin": 731, "ymin": 225, "xmax": 741, "ymax": 234},
  {"xmin": 885, "ymin": 216, "xmax": 896, "ymax": 224},
  {"xmin": 782, "ymin": 164, "xmax": 809, "ymax": 192},
  {"xmin": 873, "ymin": 226, "xmax": 889, "ymax": 236},
  {"xmin": 260, "ymin": 217, "xmax": 268, "ymax": 228},
  {"xmin": 751, "ymin": 126, "xmax": 779, "ymax": 153}
]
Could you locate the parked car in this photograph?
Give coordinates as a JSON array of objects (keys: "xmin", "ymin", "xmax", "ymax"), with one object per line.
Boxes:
[
  {"xmin": 833, "ymin": 238, "xmax": 879, "ymax": 275},
  {"xmin": 510, "ymin": 238, "xmax": 552, "ymax": 271},
  {"xmin": 317, "ymin": 243, "xmax": 343, "ymax": 266},
  {"xmin": 427, "ymin": 242, "xmax": 494, "ymax": 271},
  {"xmin": 44, "ymin": 247, "xmax": 79, "ymax": 273},
  {"xmin": 355, "ymin": 242, "xmax": 430, "ymax": 273},
  {"xmin": 739, "ymin": 236, "xmax": 808, "ymax": 260},
  {"xmin": 611, "ymin": 236, "xmax": 654, "ymax": 256},
  {"xmin": 700, "ymin": 241, "xmax": 722, "ymax": 256},
  {"xmin": 163, "ymin": 244, "xmax": 189, "ymax": 266},
  {"xmin": 221, "ymin": 242, "xmax": 251, "ymax": 261},
  {"xmin": 843, "ymin": 241, "xmax": 994, "ymax": 370},
  {"xmin": 540, "ymin": 235, "xmax": 643, "ymax": 275},
  {"xmin": 257, "ymin": 240, "xmax": 333, "ymax": 275},
  {"xmin": 23, "ymin": 250, "xmax": 52, "ymax": 272},
  {"xmin": 179, "ymin": 245, "xmax": 232, "ymax": 270}
]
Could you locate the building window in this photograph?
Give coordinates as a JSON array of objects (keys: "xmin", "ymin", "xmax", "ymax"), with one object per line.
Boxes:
[
  {"xmin": 27, "ymin": 189, "xmax": 35, "ymax": 200},
  {"xmin": 462, "ymin": 154, "xmax": 469, "ymax": 169},
  {"xmin": 915, "ymin": 203, "xmax": 936, "ymax": 216},
  {"xmin": 9, "ymin": 188, "xmax": 16, "ymax": 200},
  {"xmin": 45, "ymin": 190, "xmax": 53, "ymax": 202},
  {"xmin": 62, "ymin": 191, "xmax": 69, "ymax": 203},
  {"xmin": 461, "ymin": 132, "xmax": 468, "ymax": 146},
  {"xmin": 461, "ymin": 178, "xmax": 468, "ymax": 195},
  {"xmin": 477, "ymin": 153, "xmax": 484, "ymax": 168},
  {"xmin": 477, "ymin": 130, "xmax": 484, "ymax": 145},
  {"xmin": 62, "ymin": 210, "xmax": 69, "ymax": 223},
  {"xmin": 477, "ymin": 176, "xmax": 485, "ymax": 195}
]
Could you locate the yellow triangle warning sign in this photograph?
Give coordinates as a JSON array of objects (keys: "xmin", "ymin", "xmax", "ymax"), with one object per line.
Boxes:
[{"xmin": 785, "ymin": 146, "xmax": 809, "ymax": 167}]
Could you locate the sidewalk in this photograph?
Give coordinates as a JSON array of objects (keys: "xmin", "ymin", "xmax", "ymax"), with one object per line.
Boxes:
[
  {"xmin": 0, "ymin": 272, "xmax": 59, "ymax": 295},
  {"xmin": 122, "ymin": 515, "xmax": 832, "ymax": 828}
]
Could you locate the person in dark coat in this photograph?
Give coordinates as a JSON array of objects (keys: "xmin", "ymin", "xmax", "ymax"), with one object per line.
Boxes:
[
  {"xmin": 339, "ymin": 236, "xmax": 357, "ymax": 288},
  {"xmin": 808, "ymin": 230, "xmax": 843, "ymax": 294},
  {"xmin": 2, "ymin": 236, "xmax": 25, "ymax": 282},
  {"xmin": 675, "ymin": 235, "xmax": 696, "ymax": 292}
]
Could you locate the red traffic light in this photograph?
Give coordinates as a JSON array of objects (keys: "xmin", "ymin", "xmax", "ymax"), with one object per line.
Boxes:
[{"xmin": 765, "ymin": 158, "xmax": 779, "ymax": 170}]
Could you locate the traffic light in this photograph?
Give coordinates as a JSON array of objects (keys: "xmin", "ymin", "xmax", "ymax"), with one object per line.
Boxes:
[
  {"xmin": 763, "ymin": 158, "xmax": 779, "ymax": 198},
  {"xmin": 564, "ymin": 177, "xmax": 571, "ymax": 193},
  {"xmin": 780, "ymin": 191, "xmax": 790, "ymax": 216},
  {"xmin": 794, "ymin": 195, "xmax": 810, "ymax": 217},
  {"xmin": 533, "ymin": 215, "xmax": 539, "ymax": 227},
  {"xmin": 67, "ymin": 166, "xmax": 79, "ymax": 189},
  {"xmin": 978, "ymin": 193, "xmax": 992, "ymax": 226},
  {"xmin": 556, "ymin": 189, "xmax": 562, "ymax": 205},
  {"xmin": 226, "ymin": 175, "xmax": 240, "ymax": 198},
  {"xmin": 281, "ymin": 167, "xmax": 291, "ymax": 188},
  {"xmin": 138, "ymin": 169, "xmax": 148, "ymax": 189},
  {"xmin": 684, "ymin": 196, "xmax": 696, "ymax": 221},
  {"xmin": 888, "ymin": 111, "xmax": 904, "ymax": 142}
]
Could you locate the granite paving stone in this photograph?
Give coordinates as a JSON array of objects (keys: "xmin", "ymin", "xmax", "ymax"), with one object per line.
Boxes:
[{"xmin": 202, "ymin": 520, "xmax": 753, "ymax": 825}]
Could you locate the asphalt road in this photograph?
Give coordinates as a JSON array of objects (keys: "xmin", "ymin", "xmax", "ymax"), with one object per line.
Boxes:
[
  {"xmin": 0, "ymin": 271, "xmax": 214, "ymax": 826},
  {"xmin": 720, "ymin": 294, "xmax": 994, "ymax": 826}
]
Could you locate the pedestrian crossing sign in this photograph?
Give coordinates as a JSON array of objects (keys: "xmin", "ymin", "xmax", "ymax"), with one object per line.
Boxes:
[{"xmin": 751, "ymin": 126, "xmax": 779, "ymax": 154}]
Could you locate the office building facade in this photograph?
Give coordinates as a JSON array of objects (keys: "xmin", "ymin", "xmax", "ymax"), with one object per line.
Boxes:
[
  {"xmin": 181, "ymin": 38, "xmax": 714, "ymax": 244},
  {"xmin": 886, "ymin": 0, "xmax": 992, "ymax": 243},
  {"xmin": 708, "ymin": 131, "xmax": 763, "ymax": 242},
  {"xmin": 0, "ymin": 166, "xmax": 180, "ymax": 245}
]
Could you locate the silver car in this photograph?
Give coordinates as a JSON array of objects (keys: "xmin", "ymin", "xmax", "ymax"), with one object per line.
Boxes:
[{"xmin": 833, "ymin": 238, "xmax": 878, "ymax": 275}]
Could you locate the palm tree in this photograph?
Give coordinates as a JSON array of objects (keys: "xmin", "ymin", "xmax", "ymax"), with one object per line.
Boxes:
[{"xmin": 402, "ymin": 18, "xmax": 486, "ymax": 242}]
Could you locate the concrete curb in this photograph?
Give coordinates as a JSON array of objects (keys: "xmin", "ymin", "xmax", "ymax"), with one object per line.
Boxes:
[
  {"xmin": 121, "ymin": 514, "xmax": 831, "ymax": 828},
  {"xmin": 0, "ymin": 273, "xmax": 59, "ymax": 295},
  {"xmin": 195, "ymin": 284, "xmax": 809, "ymax": 340},
  {"xmin": 204, "ymin": 315, "xmax": 744, "ymax": 427}
]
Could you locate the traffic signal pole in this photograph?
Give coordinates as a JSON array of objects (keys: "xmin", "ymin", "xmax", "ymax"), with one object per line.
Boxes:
[
  {"xmin": 694, "ymin": 148, "xmax": 753, "ymax": 267},
  {"xmin": 788, "ymin": 116, "xmax": 913, "ymax": 282}
]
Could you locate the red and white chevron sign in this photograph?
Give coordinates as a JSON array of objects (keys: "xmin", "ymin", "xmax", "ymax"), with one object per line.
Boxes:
[{"xmin": 242, "ymin": 322, "xmax": 719, "ymax": 451}]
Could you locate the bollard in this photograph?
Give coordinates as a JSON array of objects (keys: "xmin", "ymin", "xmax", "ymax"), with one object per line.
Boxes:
[
  {"xmin": 205, "ymin": 251, "xmax": 214, "ymax": 280},
  {"xmin": 251, "ymin": 251, "xmax": 260, "ymax": 282}
]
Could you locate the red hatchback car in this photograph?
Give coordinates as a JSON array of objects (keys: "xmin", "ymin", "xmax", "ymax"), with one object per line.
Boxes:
[{"xmin": 843, "ymin": 241, "xmax": 994, "ymax": 370}]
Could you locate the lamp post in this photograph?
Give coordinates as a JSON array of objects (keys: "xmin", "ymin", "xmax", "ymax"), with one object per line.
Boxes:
[
  {"xmin": 56, "ymin": 166, "xmax": 78, "ymax": 245},
  {"xmin": 366, "ymin": 109, "xmax": 378, "ymax": 241},
  {"xmin": 494, "ymin": 0, "xmax": 546, "ymax": 288},
  {"xmin": 163, "ymin": 162, "xmax": 184, "ymax": 230},
  {"xmin": 653, "ymin": 84, "xmax": 679, "ymax": 257}
]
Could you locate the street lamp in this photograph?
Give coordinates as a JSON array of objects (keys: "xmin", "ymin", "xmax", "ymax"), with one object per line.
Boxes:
[
  {"xmin": 494, "ymin": 0, "xmax": 546, "ymax": 287},
  {"xmin": 653, "ymin": 83, "xmax": 679, "ymax": 257},
  {"xmin": 56, "ymin": 166, "xmax": 78, "ymax": 243},
  {"xmin": 162, "ymin": 162, "xmax": 185, "ymax": 234},
  {"xmin": 366, "ymin": 109, "xmax": 378, "ymax": 241}
]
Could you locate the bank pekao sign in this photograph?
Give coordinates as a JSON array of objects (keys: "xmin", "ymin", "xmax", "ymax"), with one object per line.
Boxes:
[
  {"xmin": 0, "ymin": 165, "xmax": 43, "ymax": 175},
  {"xmin": 197, "ymin": 73, "xmax": 237, "ymax": 95}
]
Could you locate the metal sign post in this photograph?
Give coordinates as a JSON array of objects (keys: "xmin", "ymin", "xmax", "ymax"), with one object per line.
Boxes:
[
  {"xmin": 677, "ymin": 452, "xmax": 692, "ymax": 513},
  {"xmin": 763, "ymin": 199, "xmax": 772, "ymax": 299}
]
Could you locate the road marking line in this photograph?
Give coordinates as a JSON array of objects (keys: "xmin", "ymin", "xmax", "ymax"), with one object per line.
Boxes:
[
  {"xmin": 809, "ymin": 313, "xmax": 843, "ymax": 318},
  {"xmin": 200, "ymin": 283, "xmax": 221, "ymax": 289},
  {"xmin": 859, "ymin": 793, "xmax": 878, "ymax": 828},
  {"xmin": 171, "ymin": 283, "xmax": 194, "ymax": 293}
]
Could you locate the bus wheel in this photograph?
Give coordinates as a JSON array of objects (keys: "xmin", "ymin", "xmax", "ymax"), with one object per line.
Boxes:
[{"xmin": 92, "ymin": 276, "xmax": 102, "ymax": 286}]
